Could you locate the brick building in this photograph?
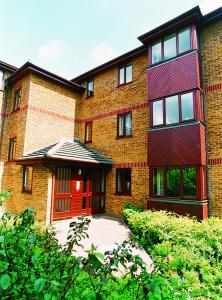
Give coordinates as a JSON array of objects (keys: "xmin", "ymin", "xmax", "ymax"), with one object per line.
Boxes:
[{"xmin": 0, "ymin": 6, "xmax": 221, "ymax": 222}]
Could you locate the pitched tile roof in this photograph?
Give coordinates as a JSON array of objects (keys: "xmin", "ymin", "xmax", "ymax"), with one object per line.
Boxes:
[{"xmin": 19, "ymin": 139, "xmax": 113, "ymax": 165}]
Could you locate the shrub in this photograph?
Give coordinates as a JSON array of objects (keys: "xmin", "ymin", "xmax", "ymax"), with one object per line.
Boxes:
[{"xmin": 123, "ymin": 208, "xmax": 222, "ymax": 298}]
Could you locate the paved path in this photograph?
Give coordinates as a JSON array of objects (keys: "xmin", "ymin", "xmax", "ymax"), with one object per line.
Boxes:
[{"xmin": 54, "ymin": 214, "xmax": 153, "ymax": 272}]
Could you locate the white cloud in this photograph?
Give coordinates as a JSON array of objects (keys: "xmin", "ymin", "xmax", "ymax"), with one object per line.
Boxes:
[
  {"xmin": 200, "ymin": 0, "xmax": 221, "ymax": 14},
  {"xmin": 91, "ymin": 41, "xmax": 117, "ymax": 65},
  {"xmin": 38, "ymin": 40, "xmax": 66, "ymax": 60}
]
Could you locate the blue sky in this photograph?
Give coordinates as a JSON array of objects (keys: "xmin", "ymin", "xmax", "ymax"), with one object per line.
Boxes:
[{"xmin": 0, "ymin": 0, "xmax": 221, "ymax": 79}]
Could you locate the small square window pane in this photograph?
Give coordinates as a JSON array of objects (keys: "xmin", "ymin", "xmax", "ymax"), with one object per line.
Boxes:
[
  {"xmin": 181, "ymin": 92, "xmax": 194, "ymax": 121},
  {"xmin": 119, "ymin": 67, "xmax": 124, "ymax": 84},
  {"xmin": 153, "ymin": 169, "xmax": 164, "ymax": 196},
  {"xmin": 166, "ymin": 95, "xmax": 179, "ymax": 124},
  {"xmin": 164, "ymin": 34, "xmax": 176, "ymax": 60},
  {"xmin": 152, "ymin": 41, "xmax": 162, "ymax": 64},
  {"xmin": 179, "ymin": 27, "xmax": 190, "ymax": 53},
  {"xmin": 126, "ymin": 65, "xmax": 132, "ymax": 83},
  {"xmin": 153, "ymin": 100, "xmax": 163, "ymax": 126}
]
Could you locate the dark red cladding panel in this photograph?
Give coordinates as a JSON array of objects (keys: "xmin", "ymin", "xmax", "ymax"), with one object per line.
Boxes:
[
  {"xmin": 148, "ymin": 123, "xmax": 206, "ymax": 166},
  {"xmin": 148, "ymin": 51, "xmax": 201, "ymax": 100}
]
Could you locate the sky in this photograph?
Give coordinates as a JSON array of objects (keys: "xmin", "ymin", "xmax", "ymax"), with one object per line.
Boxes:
[{"xmin": 0, "ymin": 0, "xmax": 221, "ymax": 79}]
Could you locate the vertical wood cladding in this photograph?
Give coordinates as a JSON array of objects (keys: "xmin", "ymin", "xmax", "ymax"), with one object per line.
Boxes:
[{"xmin": 147, "ymin": 51, "xmax": 201, "ymax": 100}]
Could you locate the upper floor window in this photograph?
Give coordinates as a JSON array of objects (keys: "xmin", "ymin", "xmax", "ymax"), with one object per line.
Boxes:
[
  {"xmin": 0, "ymin": 71, "xmax": 3, "ymax": 90},
  {"xmin": 8, "ymin": 138, "xmax": 16, "ymax": 161},
  {"xmin": 152, "ymin": 91, "xmax": 194, "ymax": 127},
  {"xmin": 85, "ymin": 121, "xmax": 92, "ymax": 143},
  {"xmin": 87, "ymin": 79, "xmax": 94, "ymax": 97},
  {"xmin": 117, "ymin": 112, "xmax": 132, "ymax": 138},
  {"xmin": 13, "ymin": 89, "xmax": 21, "ymax": 111},
  {"xmin": 151, "ymin": 27, "xmax": 191, "ymax": 65},
  {"xmin": 116, "ymin": 168, "xmax": 131, "ymax": 195},
  {"xmin": 22, "ymin": 166, "xmax": 33, "ymax": 193},
  {"xmin": 119, "ymin": 64, "xmax": 132, "ymax": 85}
]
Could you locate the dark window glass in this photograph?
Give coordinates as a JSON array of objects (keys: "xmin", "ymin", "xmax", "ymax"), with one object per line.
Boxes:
[
  {"xmin": 183, "ymin": 168, "xmax": 196, "ymax": 198},
  {"xmin": 152, "ymin": 41, "xmax": 162, "ymax": 64},
  {"xmin": 164, "ymin": 34, "xmax": 176, "ymax": 60},
  {"xmin": 82, "ymin": 197, "xmax": 87, "ymax": 209},
  {"xmin": 22, "ymin": 166, "xmax": 33, "ymax": 192},
  {"xmin": 178, "ymin": 27, "xmax": 190, "ymax": 53},
  {"xmin": 87, "ymin": 80, "xmax": 94, "ymax": 97},
  {"xmin": 166, "ymin": 95, "xmax": 179, "ymax": 124},
  {"xmin": 117, "ymin": 112, "xmax": 132, "ymax": 137},
  {"xmin": 167, "ymin": 167, "xmax": 180, "ymax": 197},
  {"xmin": 126, "ymin": 64, "xmax": 132, "ymax": 83},
  {"xmin": 153, "ymin": 168, "xmax": 164, "ymax": 196},
  {"xmin": 116, "ymin": 169, "xmax": 131, "ymax": 195},
  {"xmin": 181, "ymin": 92, "xmax": 194, "ymax": 121},
  {"xmin": 13, "ymin": 89, "xmax": 21, "ymax": 111},
  {"xmin": 85, "ymin": 122, "xmax": 92, "ymax": 142},
  {"xmin": 8, "ymin": 138, "xmax": 16, "ymax": 160},
  {"xmin": 153, "ymin": 100, "xmax": 163, "ymax": 126}
]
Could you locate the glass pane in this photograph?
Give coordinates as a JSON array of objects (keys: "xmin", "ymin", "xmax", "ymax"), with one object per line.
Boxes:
[
  {"xmin": 101, "ymin": 170, "xmax": 105, "ymax": 192},
  {"xmin": 179, "ymin": 27, "xmax": 190, "ymax": 53},
  {"xmin": 166, "ymin": 95, "xmax": 179, "ymax": 124},
  {"xmin": 153, "ymin": 169, "xmax": 164, "ymax": 196},
  {"xmin": 164, "ymin": 34, "xmax": 176, "ymax": 60},
  {"xmin": 82, "ymin": 197, "xmax": 87, "ymax": 209},
  {"xmin": 183, "ymin": 168, "xmax": 196, "ymax": 198},
  {"xmin": 118, "ymin": 115, "xmax": 124, "ymax": 136},
  {"xmin": 152, "ymin": 41, "xmax": 162, "ymax": 64},
  {"xmin": 126, "ymin": 65, "xmax": 132, "ymax": 83},
  {"xmin": 117, "ymin": 170, "xmax": 122, "ymax": 193},
  {"xmin": 86, "ymin": 123, "xmax": 92, "ymax": 141},
  {"xmin": 153, "ymin": 100, "xmax": 163, "ymax": 126},
  {"xmin": 181, "ymin": 92, "xmax": 194, "ymax": 121},
  {"xmin": 125, "ymin": 112, "xmax": 132, "ymax": 136},
  {"xmin": 167, "ymin": 167, "xmax": 180, "ymax": 197},
  {"xmin": 87, "ymin": 80, "xmax": 94, "ymax": 96},
  {"xmin": 125, "ymin": 169, "xmax": 131, "ymax": 193},
  {"xmin": 119, "ymin": 67, "xmax": 124, "ymax": 84}
]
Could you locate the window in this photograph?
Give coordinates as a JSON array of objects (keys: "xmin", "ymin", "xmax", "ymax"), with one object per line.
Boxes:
[
  {"xmin": 178, "ymin": 27, "xmax": 190, "ymax": 53},
  {"xmin": 165, "ymin": 95, "xmax": 179, "ymax": 124},
  {"xmin": 0, "ymin": 71, "xmax": 3, "ymax": 90},
  {"xmin": 8, "ymin": 138, "xmax": 16, "ymax": 161},
  {"xmin": 152, "ymin": 91, "xmax": 195, "ymax": 127},
  {"xmin": 164, "ymin": 34, "xmax": 176, "ymax": 60},
  {"xmin": 151, "ymin": 27, "xmax": 191, "ymax": 64},
  {"xmin": 13, "ymin": 89, "xmax": 21, "ymax": 111},
  {"xmin": 87, "ymin": 80, "xmax": 94, "ymax": 97},
  {"xmin": 181, "ymin": 92, "xmax": 194, "ymax": 121},
  {"xmin": 117, "ymin": 112, "xmax": 132, "ymax": 137},
  {"xmin": 119, "ymin": 64, "xmax": 132, "ymax": 85},
  {"xmin": 152, "ymin": 167, "xmax": 197, "ymax": 199},
  {"xmin": 116, "ymin": 168, "xmax": 131, "ymax": 195},
  {"xmin": 153, "ymin": 100, "xmax": 163, "ymax": 126},
  {"xmin": 152, "ymin": 41, "xmax": 162, "ymax": 64},
  {"xmin": 85, "ymin": 122, "xmax": 92, "ymax": 143},
  {"xmin": 22, "ymin": 166, "xmax": 33, "ymax": 192}
]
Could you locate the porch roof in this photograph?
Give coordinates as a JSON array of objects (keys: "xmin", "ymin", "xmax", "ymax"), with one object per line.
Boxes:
[{"xmin": 18, "ymin": 139, "xmax": 113, "ymax": 165}]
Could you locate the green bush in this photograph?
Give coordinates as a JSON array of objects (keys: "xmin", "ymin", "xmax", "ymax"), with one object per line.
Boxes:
[{"xmin": 123, "ymin": 208, "xmax": 222, "ymax": 298}]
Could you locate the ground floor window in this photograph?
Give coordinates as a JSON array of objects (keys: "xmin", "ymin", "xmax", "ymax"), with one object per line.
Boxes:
[
  {"xmin": 22, "ymin": 166, "xmax": 33, "ymax": 192},
  {"xmin": 152, "ymin": 166, "xmax": 197, "ymax": 198},
  {"xmin": 116, "ymin": 168, "xmax": 131, "ymax": 195}
]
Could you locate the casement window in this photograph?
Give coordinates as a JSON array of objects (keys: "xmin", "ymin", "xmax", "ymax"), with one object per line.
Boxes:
[
  {"xmin": 119, "ymin": 64, "xmax": 132, "ymax": 85},
  {"xmin": 87, "ymin": 79, "xmax": 94, "ymax": 97},
  {"xmin": 85, "ymin": 121, "xmax": 92, "ymax": 143},
  {"xmin": 22, "ymin": 166, "xmax": 33, "ymax": 192},
  {"xmin": 13, "ymin": 89, "xmax": 21, "ymax": 111},
  {"xmin": 117, "ymin": 112, "xmax": 132, "ymax": 137},
  {"xmin": 8, "ymin": 138, "xmax": 16, "ymax": 160},
  {"xmin": 152, "ymin": 91, "xmax": 194, "ymax": 127},
  {"xmin": 0, "ymin": 71, "xmax": 3, "ymax": 90},
  {"xmin": 116, "ymin": 168, "xmax": 131, "ymax": 195},
  {"xmin": 152, "ymin": 167, "xmax": 197, "ymax": 198},
  {"xmin": 151, "ymin": 27, "xmax": 191, "ymax": 64}
]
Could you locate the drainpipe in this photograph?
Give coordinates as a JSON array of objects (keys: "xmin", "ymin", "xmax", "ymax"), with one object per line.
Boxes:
[{"xmin": 199, "ymin": 31, "xmax": 211, "ymax": 217}]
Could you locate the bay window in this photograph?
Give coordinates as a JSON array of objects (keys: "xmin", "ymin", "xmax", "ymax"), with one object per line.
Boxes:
[
  {"xmin": 178, "ymin": 27, "xmax": 191, "ymax": 53},
  {"xmin": 164, "ymin": 34, "xmax": 176, "ymax": 60},
  {"xmin": 152, "ymin": 91, "xmax": 195, "ymax": 127},
  {"xmin": 153, "ymin": 168, "xmax": 164, "ymax": 196},
  {"xmin": 151, "ymin": 41, "xmax": 162, "ymax": 64}
]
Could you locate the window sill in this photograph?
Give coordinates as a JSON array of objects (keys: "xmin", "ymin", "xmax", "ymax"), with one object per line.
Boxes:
[
  {"xmin": 117, "ymin": 81, "xmax": 133, "ymax": 88},
  {"xmin": 150, "ymin": 196, "xmax": 197, "ymax": 201},
  {"xmin": 22, "ymin": 189, "xmax": 32, "ymax": 194},
  {"xmin": 84, "ymin": 140, "xmax": 92, "ymax": 144},
  {"xmin": 115, "ymin": 193, "xmax": 132, "ymax": 197},
  {"xmin": 116, "ymin": 135, "xmax": 132, "ymax": 140},
  {"xmin": 11, "ymin": 108, "xmax": 20, "ymax": 114},
  {"xmin": 85, "ymin": 94, "xmax": 94, "ymax": 99}
]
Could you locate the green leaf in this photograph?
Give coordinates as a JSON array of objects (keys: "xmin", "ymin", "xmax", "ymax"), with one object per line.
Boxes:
[
  {"xmin": 82, "ymin": 291, "xmax": 96, "ymax": 300},
  {"xmin": 0, "ymin": 274, "xmax": 11, "ymax": 290},
  {"xmin": 34, "ymin": 278, "xmax": 46, "ymax": 293},
  {"xmin": 94, "ymin": 252, "xmax": 105, "ymax": 261}
]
